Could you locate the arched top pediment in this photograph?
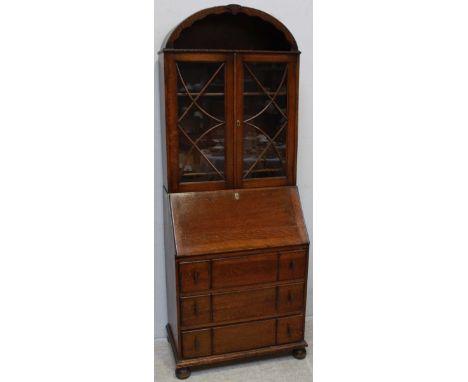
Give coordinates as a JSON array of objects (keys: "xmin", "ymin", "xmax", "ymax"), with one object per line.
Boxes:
[{"xmin": 164, "ymin": 4, "xmax": 298, "ymax": 51}]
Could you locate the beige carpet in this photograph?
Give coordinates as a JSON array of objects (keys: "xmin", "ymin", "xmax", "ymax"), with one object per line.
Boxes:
[{"xmin": 155, "ymin": 319, "xmax": 312, "ymax": 381}]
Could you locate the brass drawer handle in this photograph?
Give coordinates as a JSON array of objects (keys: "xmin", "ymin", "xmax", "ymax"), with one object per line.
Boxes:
[
  {"xmin": 193, "ymin": 302, "xmax": 199, "ymax": 316},
  {"xmin": 287, "ymin": 324, "xmax": 292, "ymax": 337},
  {"xmin": 194, "ymin": 337, "xmax": 200, "ymax": 351},
  {"xmin": 192, "ymin": 271, "xmax": 200, "ymax": 283},
  {"xmin": 288, "ymin": 291, "xmax": 294, "ymax": 303}
]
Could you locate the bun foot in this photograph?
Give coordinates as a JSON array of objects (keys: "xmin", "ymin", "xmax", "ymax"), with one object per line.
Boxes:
[
  {"xmin": 292, "ymin": 348, "xmax": 307, "ymax": 360},
  {"xmin": 175, "ymin": 367, "xmax": 191, "ymax": 380}
]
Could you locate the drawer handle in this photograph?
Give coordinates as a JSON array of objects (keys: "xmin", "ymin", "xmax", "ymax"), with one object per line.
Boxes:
[
  {"xmin": 194, "ymin": 337, "xmax": 200, "ymax": 351},
  {"xmin": 289, "ymin": 260, "xmax": 296, "ymax": 271},
  {"xmin": 288, "ymin": 291, "xmax": 294, "ymax": 303},
  {"xmin": 287, "ymin": 324, "xmax": 292, "ymax": 337},
  {"xmin": 192, "ymin": 271, "xmax": 200, "ymax": 283},
  {"xmin": 193, "ymin": 302, "xmax": 199, "ymax": 316}
]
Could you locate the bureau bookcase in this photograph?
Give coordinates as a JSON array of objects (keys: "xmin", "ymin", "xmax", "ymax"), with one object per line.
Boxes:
[{"xmin": 159, "ymin": 5, "xmax": 310, "ymax": 379}]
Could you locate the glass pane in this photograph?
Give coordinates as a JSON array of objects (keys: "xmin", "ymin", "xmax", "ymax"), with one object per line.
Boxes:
[
  {"xmin": 243, "ymin": 62, "xmax": 288, "ymax": 179},
  {"xmin": 176, "ymin": 62, "xmax": 225, "ymax": 183}
]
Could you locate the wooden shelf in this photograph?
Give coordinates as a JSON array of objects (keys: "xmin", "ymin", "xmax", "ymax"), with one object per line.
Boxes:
[
  {"xmin": 177, "ymin": 92, "xmax": 287, "ymax": 97},
  {"xmin": 180, "ymin": 168, "xmax": 284, "ymax": 178}
]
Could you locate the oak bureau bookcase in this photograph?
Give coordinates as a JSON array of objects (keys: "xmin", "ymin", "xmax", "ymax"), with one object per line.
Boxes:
[{"xmin": 159, "ymin": 4, "xmax": 310, "ymax": 379}]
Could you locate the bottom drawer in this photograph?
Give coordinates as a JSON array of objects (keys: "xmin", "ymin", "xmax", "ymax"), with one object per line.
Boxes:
[
  {"xmin": 277, "ymin": 315, "xmax": 304, "ymax": 345},
  {"xmin": 182, "ymin": 329, "xmax": 211, "ymax": 359},
  {"xmin": 213, "ymin": 319, "xmax": 276, "ymax": 355},
  {"xmin": 180, "ymin": 316, "xmax": 304, "ymax": 359}
]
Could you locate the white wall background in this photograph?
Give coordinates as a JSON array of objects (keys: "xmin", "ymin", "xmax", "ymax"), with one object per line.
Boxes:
[
  {"xmin": 154, "ymin": 0, "xmax": 313, "ymax": 339},
  {"xmin": 314, "ymin": 1, "xmax": 468, "ymax": 381}
]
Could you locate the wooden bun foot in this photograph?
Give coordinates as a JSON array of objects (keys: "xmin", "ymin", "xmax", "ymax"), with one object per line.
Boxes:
[
  {"xmin": 292, "ymin": 348, "xmax": 307, "ymax": 360},
  {"xmin": 175, "ymin": 367, "xmax": 191, "ymax": 380}
]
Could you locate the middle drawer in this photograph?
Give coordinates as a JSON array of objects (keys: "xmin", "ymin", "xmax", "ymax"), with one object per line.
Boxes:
[{"xmin": 180, "ymin": 283, "xmax": 304, "ymax": 328}]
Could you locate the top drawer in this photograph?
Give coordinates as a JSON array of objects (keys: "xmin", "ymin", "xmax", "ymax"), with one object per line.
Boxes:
[
  {"xmin": 279, "ymin": 250, "xmax": 306, "ymax": 281},
  {"xmin": 178, "ymin": 248, "xmax": 307, "ymax": 293},
  {"xmin": 180, "ymin": 261, "xmax": 210, "ymax": 293},
  {"xmin": 212, "ymin": 254, "xmax": 277, "ymax": 289}
]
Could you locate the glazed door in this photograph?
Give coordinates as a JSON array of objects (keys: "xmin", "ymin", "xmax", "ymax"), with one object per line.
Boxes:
[
  {"xmin": 235, "ymin": 54, "xmax": 298, "ymax": 188},
  {"xmin": 167, "ymin": 53, "xmax": 234, "ymax": 192}
]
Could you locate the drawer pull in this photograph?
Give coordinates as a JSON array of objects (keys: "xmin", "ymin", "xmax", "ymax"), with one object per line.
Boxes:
[
  {"xmin": 192, "ymin": 271, "xmax": 200, "ymax": 283},
  {"xmin": 287, "ymin": 324, "xmax": 292, "ymax": 337},
  {"xmin": 194, "ymin": 337, "xmax": 200, "ymax": 351},
  {"xmin": 193, "ymin": 302, "xmax": 199, "ymax": 316},
  {"xmin": 288, "ymin": 291, "xmax": 294, "ymax": 303},
  {"xmin": 289, "ymin": 260, "xmax": 296, "ymax": 271}
]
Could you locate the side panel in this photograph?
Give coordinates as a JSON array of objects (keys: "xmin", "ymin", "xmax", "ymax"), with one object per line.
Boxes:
[
  {"xmin": 163, "ymin": 190, "xmax": 180, "ymax": 353},
  {"xmin": 164, "ymin": 53, "xmax": 179, "ymax": 192},
  {"xmin": 158, "ymin": 54, "xmax": 168, "ymax": 190}
]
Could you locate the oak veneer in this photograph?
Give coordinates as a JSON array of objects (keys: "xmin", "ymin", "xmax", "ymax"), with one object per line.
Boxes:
[
  {"xmin": 182, "ymin": 329, "xmax": 212, "ymax": 358},
  {"xmin": 212, "ymin": 254, "xmax": 277, "ymax": 288},
  {"xmin": 180, "ymin": 296, "xmax": 211, "ymax": 327},
  {"xmin": 213, "ymin": 319, "xmax": 277, "ymax": 354},
  {"xmin": 277, "ymin": 315, "xmax": 305, "ymax": 345},
  {"xmin": 279, "ymin": 250, "xmax": 306, "ymax": 281},
  {"xmin": 179, "ymin": 262, "xmax": 210, "ymax": 293},
  {"xmin": 278, "ymin": 283, "xmax": 305, "ymax": 313},
  {"xmin": 212, "ymin": 287, "xmax": 276, "ymax": 322},
  {"xmin": 170, "ymin": 187, "xmax": 308, "ymax": 257}
]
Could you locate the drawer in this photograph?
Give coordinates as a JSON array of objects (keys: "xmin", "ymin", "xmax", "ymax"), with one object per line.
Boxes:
[
  {"xmin": 213, "ymin": 319, "xmax": 276, "ymax": 354},
  {"xmin": 179, "ymin": 261, "xmax": 210, "ymax": 293},
  {"xmin": 277, "ymin": 315, "xmax": 304, "ymax": 344},
  {"xmin": 180, "ymin": 295, "xmax": 211, "ymax": 327},
  {"xmin": 212, "ymin": 254, "xmax": 277, "ymax": 289},
  {"xmin": 279, "ymin": 250, "xmax": 306, "ymax": 281},
  {"xmin": 182, "ymin": 328, "xmax": 211, "ymax": 358},
  {"xmin": 212, "ymin": 287, "xmax": 276, "ymax": 323},
  {"xmin": 278, "ymin": 283, "xmax": 304, "ymax": 313}
]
